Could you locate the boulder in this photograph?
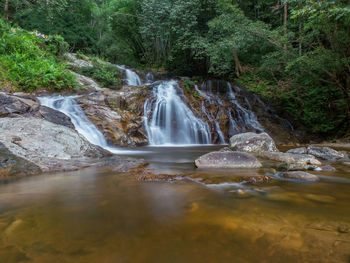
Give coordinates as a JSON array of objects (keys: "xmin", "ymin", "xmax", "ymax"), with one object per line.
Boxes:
[
  {"xmin": 259, "ymin": 152, "xmax": 322, "ymax": 171},
  {"xmin": 0, "ymin": 92, "xmax": 73, "ymax": 128},
  {"xmin": 195, "ymin": 151, "xmax": 262, "ymax": 169},
  {"xmin": 229, "ymin": 132, "xmax": 278, "ymax": 153},
  {"xmin": 307, "ymin": 146, "xmax": 345, "ymax": 160},
  {"xmin": 0, "ymin": 117, "xmax": 110, "ymax": 172},
  {"xmin": 287, "ymin": 146, "xmax": 344, "ymax": 161},
  {"xmin": 0, "ymin": 142, "xmax": 41, "ymax": 176},
  {"xmin": 279, "ymin": 171, "xmax": 319, "ymax": 182}
]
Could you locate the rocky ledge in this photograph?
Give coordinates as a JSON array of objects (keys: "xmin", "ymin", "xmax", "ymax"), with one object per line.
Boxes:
[{"xmin": 0, "ymin": 117, "xmax": 142, "ymax": 174}]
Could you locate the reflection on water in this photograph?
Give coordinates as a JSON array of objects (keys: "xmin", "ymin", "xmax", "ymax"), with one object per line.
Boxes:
[{"xmin": 0, "ymin": 147, "xmax": 349, "ymax": 263}]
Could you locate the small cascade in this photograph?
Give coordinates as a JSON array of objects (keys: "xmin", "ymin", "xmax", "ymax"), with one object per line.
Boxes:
[
  {"xmin": 38, "ymin": 96, "xmax": 108, "ymax": 147},
  {"xmin": 144, "ymin": 81, "xmax": 211, "ymax": 145},
  {"xmin": 117, "ymin": 65, "xmax": 142, "ymax": 86},
  {"xmin": 215, "ymin": 122, "xmax": 226, "ymax": 144},
  {"xmin": 146, "ymin": 72, "xmax": 155, "ymax": 83},
  {"xmin": 125, "ymin": 69, "xmax": 142, "ymax": 86},
  {"xmin": 197, "ymin": 81, "xmax": 265, "ymax": 140}
]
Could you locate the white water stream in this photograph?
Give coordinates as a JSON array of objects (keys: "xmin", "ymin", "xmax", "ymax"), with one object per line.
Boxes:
[{"xmin": 144, "ymin": 81, "xmax": 212, "ymax": 145}]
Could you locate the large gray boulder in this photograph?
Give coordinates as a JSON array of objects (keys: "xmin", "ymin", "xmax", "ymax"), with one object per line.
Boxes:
[
  {"xmin": 229, "ymin": 132, "xmax": 278, "ymax": 153},
  {"xmin": 287, "ymin": 146, "xmax": 345, "ymax": 161},
  {"xmin": 260, "ymin": 151, "xmax": 321, "ymax": 171},
  {"xmin": 0, "ymin": 117, "xmax": 110, "ymax": 171},
  {"xmin": 195, "ymin": 149, "xmax": 262, "ymax": 169}
]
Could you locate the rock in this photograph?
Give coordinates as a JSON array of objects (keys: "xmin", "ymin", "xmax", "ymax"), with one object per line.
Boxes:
[
  {"xmin": 286, "ymin": 147, "xmax": 307, "ymax": 154},
  {"xmin": 66, "ymin": 53, "xmax": 93, "ymax": 68},
  {"xmin": 229, "ymin": 132, "xmax": 278, "ymax": 153},
  {"xmin": 260, "ymin": 151, "xmax": 322, "ymax": 171},
  {"xmin": 279, "ymin": 171, "xmax": 319, "ymax": 182},
  {"xmin": 219, "ymin": 147, "xmax": 233, "ymax": 152},
  {"xmin": 195, "ymin": 151, "xmax": 262, "ymax": 169},
  {"xmin": 0, "ymin": 142, "xmax": 41, "ymax": 176},
  {"xmin": 287, "ymin": 146, "xmax": 344, "ymax": 161},
  {"xmin": 307, "ymin": 146, "xmax": 345, "ymax": 160},
  {"xmin": 0, "ymin": 117, "xmax": 110, "ymax": 172},
  {"xmin": 320, "ymin": 165, "xmax": 336, "ymax": 172},
  {"xmin": 71, "ymin": 71, "xmax": 103, "ymax": 91},
  {"xmin": 76, "ymin": 87, "xmax": 149, "ymax": 147},
  {"xmin": 32, "ymin": 106, "xmax": 74, "ymax": 129},
  {"xmin": 0, "ymin": 92, "xmax": 73, "ymax": 128}
]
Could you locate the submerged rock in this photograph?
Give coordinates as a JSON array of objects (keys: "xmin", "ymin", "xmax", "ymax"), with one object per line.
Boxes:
[
  {"xmin": 319, "ymin": 165, "xmax": 336, "ymax": 172},
  {"xmin": 195, "ymin": 151, "xmax": 262, "ymax": 169},
  {"xmin": 229, "ymin": 132, "xmax": 278, "ymax": 153},
  {"xmin": 259, "ymin": 152, "xmax": 321, "ymax": 171},
  {"xmin": 287, "ymin": 146, "xmax": 345, "ymax": 160},
  {"xmin": 279, "ymin": 171, "xmax": 319, "ymax": 182},
  {"xmin": 0, "ymin": 117, "xmax": 110, "ymax": 172}
]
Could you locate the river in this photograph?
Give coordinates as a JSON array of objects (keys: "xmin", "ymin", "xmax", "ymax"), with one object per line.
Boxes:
[{"xmin": 0, "ymin": 146, "xmax": 349, "ymax": 263}]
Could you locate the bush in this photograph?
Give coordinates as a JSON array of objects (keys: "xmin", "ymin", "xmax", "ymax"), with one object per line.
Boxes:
[{"xmin": 0, "ymin": 19, "xmax": 76, "ymax": 92}]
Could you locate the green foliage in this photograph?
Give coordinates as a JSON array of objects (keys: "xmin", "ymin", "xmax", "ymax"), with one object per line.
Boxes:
[
  {"xmin": 0, "ymin": 19, "xmax": 76, "ymax": 92},
  {"xmin": 2, "ymin": 0, "xmax": 349, "ymax": 135},
  {"xmin": 75, "ymin": 62, "xmax": 122, "ymax": 89}
]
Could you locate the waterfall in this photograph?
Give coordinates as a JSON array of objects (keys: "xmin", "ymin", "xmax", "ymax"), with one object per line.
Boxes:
[
  {"xmin": 38, "ymin": 96, "xmax": 108, "ymax": 147},
  {"xmin": 117, "ymin": 65, "xmax": 142, "ymax": 86},
  {"xmin": 197, "ymin": 81, "xmax": 265, "ymax": 139},
  {"xmin": 125, "ymin": 69, "xmax": 142, "ymax": 86},
  {"xmin": 144, "ymin": 81, "xmax": 211, "ymax": 145}
]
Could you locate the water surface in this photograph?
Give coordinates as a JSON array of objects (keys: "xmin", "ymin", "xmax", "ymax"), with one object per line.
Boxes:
[{"xmin": 0, "ymin": 147, "xmax": 349, "ymax": 263}]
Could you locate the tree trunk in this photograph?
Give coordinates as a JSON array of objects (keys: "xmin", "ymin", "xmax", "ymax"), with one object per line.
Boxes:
[{"xmin": 4, "ymin": 0, "xmax": 9, "ymax": 21}]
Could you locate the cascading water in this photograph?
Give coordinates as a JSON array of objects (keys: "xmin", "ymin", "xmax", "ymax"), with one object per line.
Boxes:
[
  {"xmin": 39, "ymin": 96, "xmax": 147, "ymax": 154},
  {"xmin": 38, "ymin": 96, "xmax": 108, "ymax": 147},
  {"xmin": 198, "ymin": 81, "xmax": 264, "ymax": 138},
  {"xmin": 117, "ymin": 65, "xmax": 142, "ymax": 86},
  {"xmin": 125, "ymin": 69, "xmax": 142, "ymax": 86},
  {"xmin": 144, "ymin": 81, "xmax": 211, "ymax": 145},
  {"xmin": 226, "ymin": 82, "xmax": 264, "ymax": 133}
]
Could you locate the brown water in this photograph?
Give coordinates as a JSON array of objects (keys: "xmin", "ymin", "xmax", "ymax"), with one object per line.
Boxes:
[{"xmin": 0, "ymin": 146, "xmax": 350, "ymax": 263}]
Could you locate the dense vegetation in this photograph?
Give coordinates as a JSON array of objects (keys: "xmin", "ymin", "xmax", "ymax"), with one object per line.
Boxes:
[
  {"xmin": 1, "ymin": 0, "xmax": 349, "ymax": 136},
  {"xmin": 0, "ymin": 18, "xmax": 76, "ymax": 91}
]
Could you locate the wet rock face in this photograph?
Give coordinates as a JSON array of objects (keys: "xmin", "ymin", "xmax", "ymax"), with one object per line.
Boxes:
[
  {"xmin": 0, "ymin": 142, "xmax": 41, "ymax": 176},
  {"xmin": 260, "ymin": 152, "xmax": 322, "ymax": 171},
  {"xmin": 0, "ymin": 92, "xmax": 73, "ymax": 128},
  {"xmin": 0, "ymin": 117, "xmax": 110, "ymax": 172},
  {"xmin": 279, "ymin": 171, "xmax": 319, "ymax": 182},
  {"xmin": 195, "ymin": 151, "xmax": 262, "ymax": 169},
  {"xmin": 77, "ymin": 86, "xmax": 150, "ymax": 147},
  {"xmin": 230, "ymin": 132, "xmax": 278, "ymax": 153}
]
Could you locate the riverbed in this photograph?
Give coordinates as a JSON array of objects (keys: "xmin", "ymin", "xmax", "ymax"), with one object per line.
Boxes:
[{"xmin": 0, "ymin": 146, "xmax": 349, "ymax": 263}]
